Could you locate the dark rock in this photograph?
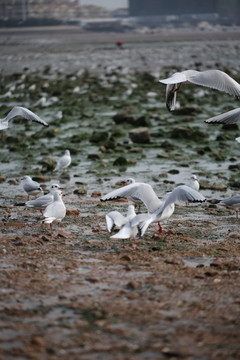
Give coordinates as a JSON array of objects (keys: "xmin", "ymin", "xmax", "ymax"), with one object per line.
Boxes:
[
  {"xmin": 91, "ymin": 190, "xmax": 101, "ymax": 198},
  {"xmin": 40, "ymin": 155, "xmax": 57, "ymax": 171},
  {"xmin": 90, "ymin": 131, "xmax": 109, "ymax": 143},
  {"xmin": 173, "ymin": 105, "xmax": 200, "ymax": 116},
  {"xmin": 88, "ymin": 152, "xmax": 102, "ymax": 160},
  {"xmin": 170, "ymin": 126, "xmax": 207, "ymax": 140},
  {"xmin": 73, "ymin": 188, "xmax": 87, "ymax": 196},
  {"xmin": 229, "ymin": 163, "xmax": 240, "ymax": 171},
  {"xmin": 129, "ymin": 127, "xmax": 150, "ymax": 144},
  {"xmin": 113, "ymin": 156, "xmax": 128, "ymax": 166},
  {"xmin": 168, "ymin": 169, "xmax": 179, "ymax": 175},
  {"xmin": 32, "ymin": 175, "xmax": 50, "ymax": 182},
  {"xmin": 0, "ymin": 176, "xmax": 6, "ymax": 183}
]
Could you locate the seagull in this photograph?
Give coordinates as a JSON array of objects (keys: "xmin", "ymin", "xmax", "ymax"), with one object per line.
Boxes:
[
  {"xmin": 186, "ymin": 175, "xmax": 200, "ymax": 192},
  {"xmin": 25, "ymin": 184, "xmax": 63, "ymax": 215},
  {"xmin": 124, "ymin": 178, "xmax": 143, "ymax": 210},
  {"xmin": 205, "ymin": 107, "xmax": 240, "ymax": 142},
  {"xmin": 185, "ymin": 175, "xmax": 200, "ymax": 205},
  {"xmin": 43, "ymin": 189, "xmax": 66, "ymax": 234},
  {"xmin": 218, "ymin": 195, "xmax": 240, "ymax": 219},
  {"xmin": 54, "ymin": 149, "xmax": 71, "ymax": 172},
  {"xmin": 0, "ymin": 106, "xmax": 49, "ymax": 136},
  {"xmin": 21, "ymin": 176, "xmax": 43, "ymax": 200},
  {"xmin": 106, "ymin": 205, "xmax": 136, "ymax": 248},
  {"xmin": 111, "ymin": 185, "xmax": 205, "ymax": 248},
  {"xmin": 159, "ymin": 69, "xmax": 240, "ymax": 112}
]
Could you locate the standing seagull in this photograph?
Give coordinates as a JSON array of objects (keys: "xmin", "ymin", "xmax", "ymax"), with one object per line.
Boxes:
[
  {"xmin": 187, "ymin": 175, "xmax": 200, "ymax": 192},
  {"xmin": 21, "ymin": 176, "xmax": 43, "ymax": 200},
  {"xmin": 25, "ymin": 183, "xmax": 63, "ymax": 215},
  {"xmin": 185, "ymin": 175, "xmax": 200, "ymax": 205},
  {"xmin": 159, "ymin": 69, "xmax": 240, "ymax": 112},
  {"xmin": 54, "ymin": 150, "xmax": 71, "ymax": 172},
  {"xmin": 43, "ymin": 189, "xmax": 66, "ymax": 234},
  {"xmin": 0, "ymin": 106, "xmax": 48, "ymax": 136},
  {"xmin": 205, "ymin": 107, "xmax": 240, "ymax": 142},
  {"xmin": 111, "ymin": 185, "xmax": 205, "ymax": 249},
  {"xmin": 218, "ymin": 195, "xmax": 240, "ymax": 219},
  {"xmin": 124, "ymin": 178, "xmax": 143, "ymax": 210}
]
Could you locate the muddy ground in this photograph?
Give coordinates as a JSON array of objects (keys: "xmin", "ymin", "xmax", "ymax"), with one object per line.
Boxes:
[{"xmin": 0, "ymin": 27, "xmax": 240, "ymax": 360}]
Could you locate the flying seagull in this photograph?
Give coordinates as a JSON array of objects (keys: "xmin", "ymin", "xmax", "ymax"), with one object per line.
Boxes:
[{"xmin": 159, "ymin": 69, "xmax": 240, "ymax": 112}]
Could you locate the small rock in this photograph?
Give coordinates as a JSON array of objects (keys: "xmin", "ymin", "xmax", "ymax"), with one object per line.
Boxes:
[
  {"xmin": 40, "ymin": 155, "xmax": 57, "ymax": 171},
  {"xmin": 85, "ymin": 277, "xmax": 99, "ymax": 283},
  {"xmin": 73, "ymin": 188, "xmax": 87, "ymax": 196},
  {"xmin": 129, "ymin": 127, "xmax": 150, "ymax": 144},
  {"xmin": 31, "ymin": 336, "xmax": 45, "ymax": 347},
  {"xmin": 91, "ymin": 190, "xmax": 101, "ymax": 198},
  {"xmin": 90, "ymin": 131, "xmax": 109, "ymax": 143},
  {"xmin": 121, "ymin": 255, "xmax": 132, "ymax": 262},
  {"xmin": 173, "ymin": 105, "xmax": 199, "ymax": 116},
  {"xmin": 42, "ymin": 235, "xmax": 52, "ymax": 242},
  {"xmin": 66, "ymin": 208, "xmax": 80, "ymax": 216},
  {"xmin": 126, "ymin": 280, "xmax": 138, "ymax": 290},
  {"xmin": 32, "ymin": 175, "xmax": 50, "ymax": 182},
  {"xmin": 113, "ymin": 156, "xmax": 128, "ymax": 166},
  {"xmin": 88, "ymin": 152, "xmax": 102, "ymax": 160},
  {"xmin": 0, "ymin": 176, "xmax": 6, "ymax": 183}
]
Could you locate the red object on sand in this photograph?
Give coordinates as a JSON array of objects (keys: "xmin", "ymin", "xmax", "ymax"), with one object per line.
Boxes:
[{"xmin": 116, "ymin": 40, "xmax": 123, "ymax": 47}]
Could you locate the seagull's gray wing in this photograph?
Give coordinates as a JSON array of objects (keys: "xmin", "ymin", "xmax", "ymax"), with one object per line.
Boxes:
[
  {"xmin": 26, "ymin": 194, "xmax": 53, "ymax": 208},
  {"xmin": 24, "ymin": 182, "xmax": 42, "ymax": 193},
  {"xmin": 205, "ymin": 107, "xmax": 240, "ymax": 125},
  {"xmin": 187, "ymin": 70, "xmax": 240, "ymax": 97},
  {"xmin": 159, "ymin": 70, "xmax": 198, "ymax": 85},
  {"xmin": 101, "ymin": 183, "xmax": 162, "ymax": 214},
  {"xmin": 219, "ymin": 195, "xmax": 240, "ymax": 207},
  {"xmin": 5, "ymin": 106, "xmax": 49, "ymax": 127},
  {"xmin": 155, "ymin": 185, "xmax": 205, "ymax": 217}
]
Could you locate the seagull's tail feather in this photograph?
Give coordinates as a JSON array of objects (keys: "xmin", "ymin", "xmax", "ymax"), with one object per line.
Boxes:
[
  {"xmin": 106, "ymin": 215, "xmax": 114, "ymax": 233},
  {"xmin": 110, "ymin": 223, "xmax": 131, "ymax": 239},
  {"xmin": 138, "ymin": 218, "xmax": 153, "ymax": 237},
  {"xmin": 43, "ymin": 217, "xmax": 55, "ymax": 224}
]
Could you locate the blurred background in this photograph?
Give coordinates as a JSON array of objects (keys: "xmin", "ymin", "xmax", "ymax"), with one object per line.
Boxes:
[{"xmin": 1, "ymin": 0, "xmax": 240, "ymax": 30}]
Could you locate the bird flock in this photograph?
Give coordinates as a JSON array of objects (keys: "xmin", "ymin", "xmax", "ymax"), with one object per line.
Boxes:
[{"xmin": 1, "ymin": 68, "xmax": 240, "ymax": 248}]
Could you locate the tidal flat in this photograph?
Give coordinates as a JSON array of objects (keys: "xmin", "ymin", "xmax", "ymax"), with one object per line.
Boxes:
[{"xmin": 0, "ymin": 27, "xmax": 240, "ymax": 359}]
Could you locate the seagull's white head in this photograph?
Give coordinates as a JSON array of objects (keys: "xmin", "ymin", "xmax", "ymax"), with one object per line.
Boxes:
[
  {"xmin": 21, "ymin": 175, "xmax": 32, "ymax": 182},
  {"xmin": 125, "ymin": 178, "xmax": 135, "ymax": 185}
]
